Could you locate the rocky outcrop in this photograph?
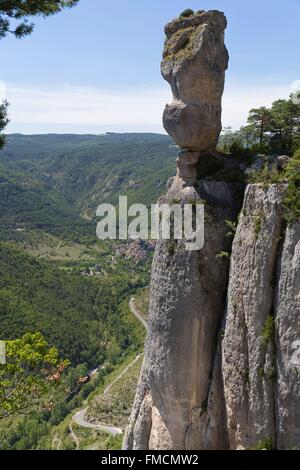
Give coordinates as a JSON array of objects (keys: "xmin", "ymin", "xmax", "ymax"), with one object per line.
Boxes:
[
  {"xmin": 275, "ymin": 221, "xmax": 300, "ymax": 449},
  {"xmin": 161, "ymin": 10, "xmax": 228, "ymax": 181},
  {"xmin": 124, "ymin": 10, "xmax": 300, "ymax": 450},
  {"xmin": 124, "ymin": 178, "xmax": 242, "ymax": 450},
  {"xmin": 222, "ymin": 184, "xmax": 300, "ymax": 450},
  {"xmin": 222, "ymin": 184, "xmax": 286, "ymax": 449},
  {"xmin": 123, "ymin": 11, "xmax": 234, "ymax": 449}
]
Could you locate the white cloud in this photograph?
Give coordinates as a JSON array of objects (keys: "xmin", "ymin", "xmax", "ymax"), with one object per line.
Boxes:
[
  {"xmin": 222, "ymin": 81, "xmax": 292, "ymax": 129},
  {"xmin": 5, "ymin": 84, "xmax": 168, "ymax": 133},
  {"xmin": 3, "ymin": 80, "xmax": 293, "ymax": 134}
]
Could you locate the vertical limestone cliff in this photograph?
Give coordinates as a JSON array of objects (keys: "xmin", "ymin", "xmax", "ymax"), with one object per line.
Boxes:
[
  {"xmin": 222, "ymin": 184, "xmax": 300, "ymax": 450},
  {"xmin": 123, "ymin": 10, "xmax": 300, "ymax": 450}
]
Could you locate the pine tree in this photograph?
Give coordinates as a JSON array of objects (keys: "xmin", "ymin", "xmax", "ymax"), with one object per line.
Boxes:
[
  {"xmin": 247, "ymin": 106, "xmax": 272, "ymax": 150},
  {"xmin": 0, "ymin": 1, "xmax": 79, "ymax": 39}
]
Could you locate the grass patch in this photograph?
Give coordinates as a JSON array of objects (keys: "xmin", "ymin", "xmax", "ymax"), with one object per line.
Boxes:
[
  {"xmin": 216, "ymin": 250, "xmax": 230, "ymax": 259},
  {"xmin": 250, "ymin": 438, "xmax": 273, "ymax": 450},
  {"xmin": 254, "ymin": 213, "xmax": 263, "ymax": 239},
  {"xmin": 261, "ymin": 315, "xmax": 275, "ymax": 345},
  {"xmin": 86, "ymin": 354, "xmax": 143, "ymax": 429}
]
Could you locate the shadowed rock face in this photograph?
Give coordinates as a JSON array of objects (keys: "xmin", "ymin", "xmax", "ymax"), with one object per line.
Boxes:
[{"xmin": 161, "ymin": 10, "xmax": 228, "ymax": 178}]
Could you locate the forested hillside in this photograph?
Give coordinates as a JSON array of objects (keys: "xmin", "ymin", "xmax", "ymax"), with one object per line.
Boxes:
[
  {"xmin": 0, "ymin": 133, "xmax": 176, "ymax": 242},
  {"xmin": 0, "ymin": 133, "xmax": 165, "ymax": 449},
  {"xmin": 0, "ymin": 243, "xmax": 146, "ymax": 366}
]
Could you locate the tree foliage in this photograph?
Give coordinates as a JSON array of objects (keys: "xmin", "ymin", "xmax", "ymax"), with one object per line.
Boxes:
[
  {"xmin": 247, "ymin": 106, "xmax": 272, "ymax": 148},
  {"xmin": 0, "ymin": 0, "xmax": 79, "ymax": 39},
  {"xmin": 0, "ymin": 242, "xmax": 146, "ymax": 367},
  {"xmin": 0, "ymin": 100, "xmax": 8, "ymax": 149},
  {"xmin": 219, "ymin": 97, "xmax": 300, "ymax": 156},
  {"xmin": 282, "ymin": 149, "xmax": 300, "ymax": 224},
  {"xmin": 0, "ymin": 332, "xmax": 69, "ymax": 419}
]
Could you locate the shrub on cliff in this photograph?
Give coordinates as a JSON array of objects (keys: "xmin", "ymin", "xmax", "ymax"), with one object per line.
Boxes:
[
  {"xmin": 179, "ymin": 9, "xmax": 194, "ymax": 18},
  {"xmin": 248, "ymin": 149, "xmax": 300, "ymax": 223},
  {"xmin": 283, "ymin": 149, "xmax": 300, "ymax": 224}
]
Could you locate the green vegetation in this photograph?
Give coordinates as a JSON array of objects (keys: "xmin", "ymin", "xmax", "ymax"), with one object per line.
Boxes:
[
  {"xmin": 0, "ymin": 167, "xmax": 94, "ymax": 242},
  {"xmin": 282, "ymin": 149, "xmax": 300, "ymax": 224},
  {"xmin": 134, "ymin": 287, "xmax": 150, "ymax": 320},
  {"xmin": 0, "ymin": 133, "xmax": 165, "ymax": 449},
  {"xmin": 86, "ymin": 354, "xmax": 143, "ymax": 429},
  {"xmin": 261, "ymin": 315, "xmax": 275, "ymax": 345},
  {"xmin": 218, "ymin": 97, "xmax": 300, "ymax": 156},
  {"xmin": 196, "ymin": 154, "xmax": 246, "ymax": 183},
  {"xmin": 0, "ymin": 232, "xmax": 147, "ymax": 449},
  {"xmin": 225, "ymin": 219, "xmax": 237, "ymax": 238},
  {"xmin": 179, "ymin": 9, "xmax": 194, "ymax": 18},
  {"xmin": 0, "ymin": 363, "xmax": 105, "ymax": 450},
  {"xmin": 0, "ymin": 332, "xmax": 69, "ymax": 420},
  {"xmin": 0, "ymin": 101, "xmax": 8, "ymax": 149},
  {"xmin": 247, "ymin": 150, "xmax": 300, "ymax": 224},
  {"xmin": 251, "ymin": 438, "xmax": 273, "ymax": 450},
  {"xmin": 254, "ymin": 213, "xmax": 263, "ymax": 239},
  {"xmin": 216, "ymin": 250, "xmax": 230, "ymax": 259},
  {"xmin": 0, "ymin": 133, "xmax": 175, "ymax": 244},
  {"xmin": 0, "ymin": 1, "xmax": 79, "ymax": 39},
  {"xmin": 39, "ymin": 421, "xmax": 123, "ymax": 450},
  {"xmin": 0, "ymin": 242, "xmax": 146, "ymax": 367},
  {"xmin": 32, "ymin": 353, "xmax": 143, "ymax": 450}
]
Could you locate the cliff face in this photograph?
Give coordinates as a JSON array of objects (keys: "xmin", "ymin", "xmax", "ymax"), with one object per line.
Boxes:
[
  {"xmin": 222, "ymin": 184, "xmax": 300, "ymax": 450},
  {"xmin": 123, "ymin": 10, "xmax": 300, "ymax": 450}
]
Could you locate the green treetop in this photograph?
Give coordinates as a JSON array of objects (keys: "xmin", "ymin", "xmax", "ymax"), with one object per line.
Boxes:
[
  {"xmin": 0, "ymin": 332, "xmax": 70, "ymax": 420},
  {"xmin": 0, "ymin": 0, "xmax": 79, "ymax": 38}
]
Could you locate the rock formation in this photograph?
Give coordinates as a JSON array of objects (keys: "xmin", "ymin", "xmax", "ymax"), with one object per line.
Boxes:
[
  {"xmin": 123, "ymin": 10, "xmax": 300, "ymax": 450},
  {"xmin": 161, "ymin": 10, "xmax": 228, "ymax": 182}
]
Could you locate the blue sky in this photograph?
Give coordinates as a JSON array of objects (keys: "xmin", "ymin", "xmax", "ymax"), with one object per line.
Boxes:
[{"xmin": 0, "ymin": 0, "xmax": 299, "ymax": 133}]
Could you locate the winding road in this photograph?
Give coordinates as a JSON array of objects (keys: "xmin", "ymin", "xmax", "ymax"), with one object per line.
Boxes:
[
  {"xmin": 71, "ymin": 296, "xmax": 147, "ymax": 440},
  {"xmin": 73, "ymin": 409, "xmax": 123, "ymax": 437},
  {"xmin": 129, "ymin": 297, "xmax": 148, "ymax": 330}
]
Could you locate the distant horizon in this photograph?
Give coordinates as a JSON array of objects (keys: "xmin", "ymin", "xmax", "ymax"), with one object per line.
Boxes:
[
  {"xmin": 1, "ymin": 0, "xmax": 298, "ymax": 134},
  {"xmin": 5, "ymin": 131, "xmax": 170, "ymax": 136}
]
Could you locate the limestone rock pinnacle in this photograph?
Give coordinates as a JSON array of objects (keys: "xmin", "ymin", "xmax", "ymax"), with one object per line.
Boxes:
[{"xmin": 161, "ymin": 10, "xmax": 228, "ymax": 180}]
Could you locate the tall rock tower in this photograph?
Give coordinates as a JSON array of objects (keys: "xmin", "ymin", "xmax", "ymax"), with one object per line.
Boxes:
[
  {"xmin": 124, "ymin": 9, "xmax": 300, "ymax": 451},
  {"xmin": 123, "ymin": 10, "xmax": 236, "ymax": 450},
  {"xmin": 161, "ymin": 10, "xmax": 228, "ymax": 182}
]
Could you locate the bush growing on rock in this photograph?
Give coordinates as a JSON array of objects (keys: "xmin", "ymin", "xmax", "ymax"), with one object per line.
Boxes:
[{"xmin": 179, "ymin": 9, "xmax": 194, "ymax": 18}]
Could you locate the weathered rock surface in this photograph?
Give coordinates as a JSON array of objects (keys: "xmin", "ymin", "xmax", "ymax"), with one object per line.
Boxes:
[
  {"xmin": 222, "ymin": 184, "xmax": 286, "ymax": 449},
  {"xmin": 124, "ymin": 178, "xmax": 243, "ymax": 450},
  {"xmin": 222, "ymin": 184, "xmax": 300, "ymax": 450},
  {"xmin": 275, "ymin": 221, "xmax": 300, "ymax": 449},
  {"xmin": 124, "ymin": 10, "xmax": 300, "ymax": 450},
  {"xmin": 124, "ymin": 9, "xmax": 233, "ymax": 451},
  {"xmin": 161, "ymin": 10, "xmax": 228, "ymax": 161}
]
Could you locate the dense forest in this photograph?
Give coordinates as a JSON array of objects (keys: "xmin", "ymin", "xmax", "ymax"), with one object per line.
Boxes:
[
  {"xmin": 0, "ymin": 133, "xmax": 176, "ymax": 242},
  {"xmin": 0, "ymin": 242, "xmax": 147, "ymax": 366}
]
